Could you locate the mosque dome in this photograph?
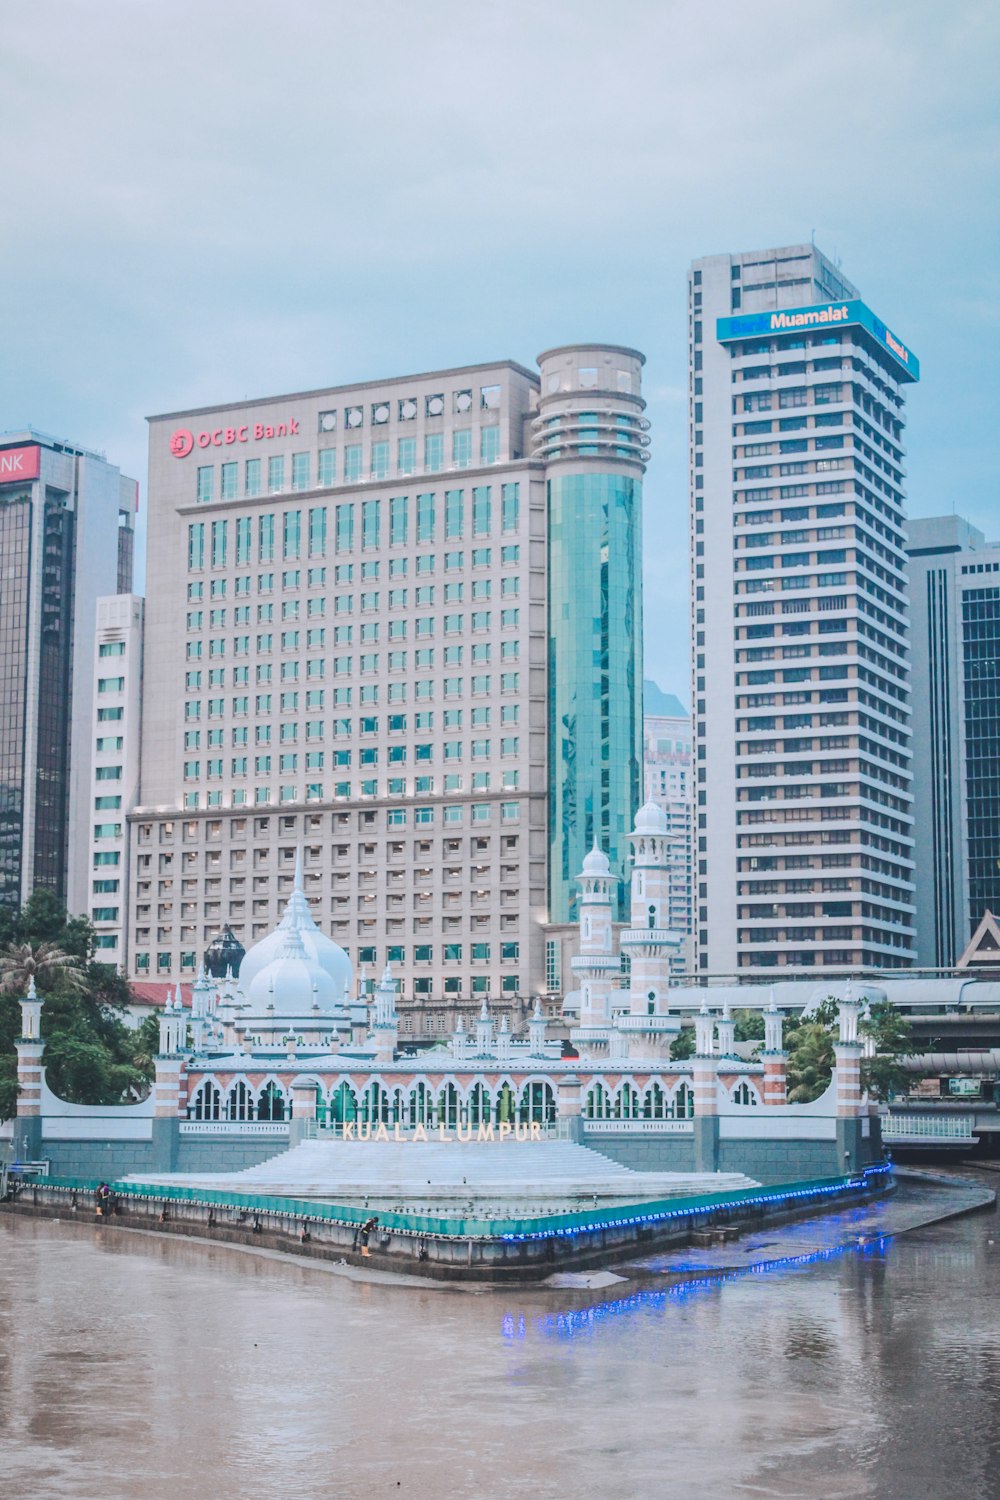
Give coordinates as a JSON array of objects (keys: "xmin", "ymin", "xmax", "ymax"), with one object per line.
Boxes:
[
  {"xmin": 238, "ymin": 855, "xmax": 353, "ymax": 1003},
  {"xmin": 633, "ymin": 800, "xmax": 669, "ymax": 836},
  {"xmin": 203, "ymin": 924, "xmax": 246, "ymax": 979},
  {"xmin": 581, "ymin": 843, "xmax": 612, "ymax": 876},
  {"xmin": 245, "ymin": 926, "xmax": 339, "ymax": 1016}
]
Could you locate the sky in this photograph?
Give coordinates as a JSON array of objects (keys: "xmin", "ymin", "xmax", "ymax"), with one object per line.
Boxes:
[{"xmin": 1, "ymin": 0, "xmax": 997, "ymax": 700}]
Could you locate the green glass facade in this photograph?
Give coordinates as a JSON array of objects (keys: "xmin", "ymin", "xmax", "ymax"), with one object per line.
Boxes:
[{"xmin": 547, "ymin": 472, "xmax": 642, "ymax": 921}]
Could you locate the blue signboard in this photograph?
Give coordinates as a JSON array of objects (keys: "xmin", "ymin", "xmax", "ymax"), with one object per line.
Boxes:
[{"xmin": 716, "ymin": 299, "xmax": 918, "ymax": 382}]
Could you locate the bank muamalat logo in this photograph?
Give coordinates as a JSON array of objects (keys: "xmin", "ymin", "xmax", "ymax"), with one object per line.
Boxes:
[{"xmin": 168, "ymin": 418, "xmax": 300, "ymax": 458}]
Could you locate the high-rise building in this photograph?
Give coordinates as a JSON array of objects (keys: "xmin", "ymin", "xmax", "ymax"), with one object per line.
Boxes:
[
  {"xmin": 0, "ymin": 431, "xmax": 136, "ymax": 911},
  {"xmin": 907, "ymin": 515, "xmax": 1000, "ymax": 967},
  {"xmin": 688, "ymin": 244, "xmax": 918, "ymax": 975},
  {"xmin": 130, "ymin": 348, "xmax": 648, "ymax": 1001},
  {"xmin": 642, "ymin": 680, "xmax": 693, "ymax": 973},
  {"xmin": 87, "ymin": 594, "xmax": 144, "ymax": 965}
]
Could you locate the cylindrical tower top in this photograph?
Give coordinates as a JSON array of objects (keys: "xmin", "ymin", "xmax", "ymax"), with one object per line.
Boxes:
[{"xmin": 532, "ymin": 344, "xmax": 650, "ymax": 469}]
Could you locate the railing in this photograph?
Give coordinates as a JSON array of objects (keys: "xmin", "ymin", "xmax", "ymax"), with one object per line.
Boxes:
[
  {"xmin": 304, "ymin": 1120, "xmax": 559, "ymax": 1140},
  {"xmin": 882, "ymin": 1113, "xmax": 974, "ymax": 1141},
  {"xmin": 583, "ymin": 1120, "xmax": 694, "ymax": 1135},
  {"xmin": 10, "ymin": 1165, "xmax": 891, "ymax": 1243},
  {"xmin": 179, "ymin": 1121, "xmax": 290, "ymax": 1136}
]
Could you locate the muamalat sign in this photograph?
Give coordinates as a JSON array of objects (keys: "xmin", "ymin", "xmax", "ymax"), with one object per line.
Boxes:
[
  {"xmin": 769, "ymin": 304, "xmax": 849, "ymax": 330},
  {"xmin": 340, "ymin": 1121, "xmax": 545, "ymax": 1143}
]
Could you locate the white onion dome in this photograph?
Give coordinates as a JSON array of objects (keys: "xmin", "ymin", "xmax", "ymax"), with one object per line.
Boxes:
[
  {"xmin": 581, "ymin": 843, "xmax": 612, "ymax": 876},
  {"xmin": 633, "ymin": 800, "xmax": 669, "ymax": 835},
  {"xmin": 245, "ymin": 927, "xmax": 338, "ymax": 1016},
  {"xmin": 238, "ymin": 854, "xmax": 353, "ymax": 1002}
]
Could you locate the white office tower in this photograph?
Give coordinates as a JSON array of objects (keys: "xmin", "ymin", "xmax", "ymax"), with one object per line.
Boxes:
[
  {"xmin": 689, "ymin": 245, "xmax": 918, "ymax": 975},
  {"xmin": 643, "ymin": 680, "xmax": 693, "ymax": 973},
  {"xmin": 907, "ymin": 516, "xmax": 1000, "ymax": 967}
]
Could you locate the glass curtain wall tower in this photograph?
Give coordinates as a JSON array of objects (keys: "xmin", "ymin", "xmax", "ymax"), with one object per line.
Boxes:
[
  {"xmin": 535, "ymin": 346, "xmax": 649, "ymax": 922},
  {"xmin": 689, "ymin": 246, "xmax": 918, "ymax": 975}
]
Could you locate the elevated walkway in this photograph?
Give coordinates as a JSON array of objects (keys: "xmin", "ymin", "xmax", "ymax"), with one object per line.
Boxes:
[{"xmin": 126, "ymin": 1137, "xmax": 758, "ymax": 1217}]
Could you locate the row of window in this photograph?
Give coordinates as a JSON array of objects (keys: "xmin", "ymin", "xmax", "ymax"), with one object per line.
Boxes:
[
  {"xmin": 177, "ymin": 790, "xmax": 523, "ymax": 815},
  {"xmin": 195, "ymin": 429, "xmax": 507, "ymax": 502},
  {"xmin": 182, "ymin": 739, "xmax": 522, "ymax": 776}
]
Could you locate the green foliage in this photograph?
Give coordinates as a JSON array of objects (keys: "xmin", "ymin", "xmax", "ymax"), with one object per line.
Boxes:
[
  {"xmin": 670, "ymin": 1024, "xmax": 695, "ymax": 1061},
  {"xmin": 733, "ymin": 1008, "xmax": 765, "ymax": 1043},
  {"xmin": 785, "ymin": 1020, "xmax": 836, "ymax": 1103},
  {"xmin": 860, "ymin": 999, "xmax": 916, "ymax": 1101},
  {"xmin": 0, "ymin": 893, "xmax": 154, "ymax": 1120}
]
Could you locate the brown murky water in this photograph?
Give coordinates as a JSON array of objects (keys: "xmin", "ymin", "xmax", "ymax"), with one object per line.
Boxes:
[{"xmin": 1, "ymin": 1200, "xmax": 998, "ymax": 1500}]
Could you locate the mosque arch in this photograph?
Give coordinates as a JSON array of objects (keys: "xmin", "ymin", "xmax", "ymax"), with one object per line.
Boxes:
[
  {"xmin": 492, "ymin": 1078, "xmax": 516, "ymax": 1125},
  {"xmin": 616, "ymin": 1081, "xmax": 641, "ymax": 1120},
  {"xmin": 584, "ymin": 1081, "xmax": 611, "ymax": 1120},
  {"xmin": 409, "ymin": 1080, "xmax": 433, "ymax": 1125},
  {"xmin": 256, "ymin": 1080, "xmax": 287, "ymax": 1121},
  {"xmin": 732, "ymin": 1080, "xmax": 759, "ymax": 1107},
  {"xmin": 673, "ymin": 1082, "xmax": 694, "ymax": 1119},
  {"xmin": 227, "ymin": 1078, "xmax": 255, "ymax": 1121},
  {"xmin": 360, "ymin": 1079, "xmax": 393, "ymax": 1123},
  {"xmin": 468, "ymin": 1081, "xmax": 492, "ymax": 1126},
  {"xmin": 325, "ymin": 1080, "xmax": 359, "ymax": 1124},
  {"xmin": 189, "ymin": 1079, "xmax": 222, "ymax": 1121},
  {"xmin": 438, "ymin": 1081, "xmax": 461, "ymax": 1128},
  {"xmin": 516, "ymin": 1079, "xmax": 556, "ymax": 1125}
]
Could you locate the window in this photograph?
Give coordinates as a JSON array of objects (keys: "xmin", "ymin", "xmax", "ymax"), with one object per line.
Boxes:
[
  {"xmin": 362, "ymin": 499, "xmax": 380, "ymax": 550},
  {"xmin": 344, "ymin": 444, "xmax": 362, "ymax": 483},
  {"xmin": 197, "ymin": 466, "xmax": 213, "ymax": 503},
  {"xmin": 291, "ymin": 452, "xmax": 310, "ymax": 491},
  {"xmin": 211, "ymin": 519, "xmax": 227, "ymax": 568},
  {"xmin": 445, "ymin": 489, "xmax": 463, "ymax": 539},
  {"xmin": 390, "ymin": 494, "xmax": 408, "ymax": 546},
  {"xmin": 480, "ymin": 426, "xmax": 499, "ymax": 464},
  {"xmin": 336, "ymin": 502, "xmax": 354, "ymax": 553},
  {"xmin": 501, "ymin": 483, "xmax": 519, "ymax": 533},
  {"xmin": 220, "ymin": 461, "xmax": 238, "ymax": 500},
  {"xmin": 268, "ymin": 455, "xmax": 285, "ymax": 493},
  {"xmin": 245, "ymin": 458, "xmax": 261, "ymax": 497},
  {"xmin": 452, "ymin": 430, "xmax": 471, "ymax": 468},
  {"xmin": 283, "ymin": 510, "xmax": 301, "ymax": 559},
  {"xmin": 472, "ymin": 485, "xmax": 491, "ymax": 536},
  {"xmin": 398, "ymin": 436, "xmax": 417, "ymax": 475},
  {"xmin": 425, "ymin": 432, "xmax": 443, "ymax": 472},
  {"xmin": 188, "ymin": 523, "xmax": 205, "ymax": 571},
  {"xmin": 371, "ymin": 441, "xmax": 389, "ymax": 480},
  {"xmin": 318, "ymin": 448, "xmax": 336, "ymax": 486}
]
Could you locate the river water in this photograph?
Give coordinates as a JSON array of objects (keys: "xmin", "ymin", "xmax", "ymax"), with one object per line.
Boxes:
[{"xmin": 1, "ymin": 1189, "xmax": 998, "ymax": 1500}]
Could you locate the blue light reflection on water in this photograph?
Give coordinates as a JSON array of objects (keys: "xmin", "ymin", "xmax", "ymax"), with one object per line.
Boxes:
[{"xmin": 500, "ymin": 1234, "xmax": 893, "ymax": 1344}]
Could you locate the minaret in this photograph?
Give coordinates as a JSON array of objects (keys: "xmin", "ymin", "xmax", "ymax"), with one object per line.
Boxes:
[
  {"xmin": 451, "ymin": 1014, "xmax": 468, "ymax": 1062},
  {"xmin": 15, "ymin": 978, "xmax": 45, "ymax": 1159},
  {"xmin": 371, "ymin": 963, "xmax": 399, "ymax": 1062},
  {"xmin": 475, "ymin": 998, "xmax": 493, "ymax": 1057},
  {"xmin": 495, "ymin": 1013, "xmax": 511, "ymax": 1063},
  {"xmin": 568, "ymin": 843, "xmax": 620, "ymax": 1056},
  {"xmin": 528, "ymin": 996, "xmax": 547, "ymax": 1057},
  {"xmin": 616, "ymin": 801, "xmax": 683, "ymax": 1059},
  {"xmin": 762, "ymin": 996, "xmax": 787, "ymax": 1105}
]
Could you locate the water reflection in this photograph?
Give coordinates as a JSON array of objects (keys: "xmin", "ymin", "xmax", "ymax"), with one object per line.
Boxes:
[{"xmin": 0, "ymin": 1206, "xmax": 998, "ymax": 1500}]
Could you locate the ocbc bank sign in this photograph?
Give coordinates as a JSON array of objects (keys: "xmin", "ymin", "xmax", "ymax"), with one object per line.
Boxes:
[{"xmin": 169, "ymin": 419, "xmax": 300, "ymax": 459}]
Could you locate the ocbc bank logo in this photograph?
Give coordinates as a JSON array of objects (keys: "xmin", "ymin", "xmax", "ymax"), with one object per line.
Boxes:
[{"xmin": 169, "ymin": 429, "xmax": 195, "ymax": 458}]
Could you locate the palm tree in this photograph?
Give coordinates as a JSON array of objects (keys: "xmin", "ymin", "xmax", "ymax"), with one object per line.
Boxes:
[{"xmin": 0, "ymin": 941, "xmax": 87, "ymax": 995}]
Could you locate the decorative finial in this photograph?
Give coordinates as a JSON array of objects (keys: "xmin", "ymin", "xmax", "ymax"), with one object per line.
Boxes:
[{"xmin": 294, "ymin": 849, "xmax": 303, "ymax": 892}]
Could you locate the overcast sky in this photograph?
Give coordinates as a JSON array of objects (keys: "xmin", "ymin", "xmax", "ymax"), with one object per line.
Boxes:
[{"xmin": 2, "ymin": 0, "xmax": 997, "ymax": 698}]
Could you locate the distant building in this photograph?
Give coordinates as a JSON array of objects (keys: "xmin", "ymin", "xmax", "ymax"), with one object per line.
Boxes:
[
  {"xmin": 689, "ymin": 243, "xmax": 917, "ymax": 975},
  {"xmin": 642, "ymin": 680, "xmax": 693, "ymax": 972},
  {"xmin": 128, "ymin": 346, "xmax": 649, "ymax": 1002},
  {"xmin": 907, "ymin": 515, "xmax": 1000, "ymax": 965},
  {"xmin": 0, "ymin": 431, "xmax": 136, "ymax": 911}
]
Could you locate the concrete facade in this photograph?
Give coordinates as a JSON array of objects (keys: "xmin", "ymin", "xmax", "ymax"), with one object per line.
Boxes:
[
  {"xmin": 688, "ymin": 244, "xmax": 917, "ymax": 976},
  {"xmin": 907, "ymin": 516, "xmax": 1000, "ymax": 966},
  {"xmin": 131, "ymin": 347, "xmax": 648, "ymax": 1005},
  {"xmin": 0, "ymin": 430, "xmax": 136, "ymax": 911}
]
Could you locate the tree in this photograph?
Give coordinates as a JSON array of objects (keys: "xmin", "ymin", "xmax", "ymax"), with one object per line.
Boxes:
[
  {"xmin": 670, "ymin": 1024, "xmax": 695, "ymax": 1061},
  {"xmin": 0, "ymin": 940, "xmax": 87, "ymax": 995},
  {"xmin": 860, "ymin": 999, "xmax": 917, "ymax": 1102},
  {"xmin": 0, "ymin": 893, "xmax": 154, "ymax": 1119},
  {"xmin": 785, "ymin": 1020, "xmax": 836, "ymax": 1103}
]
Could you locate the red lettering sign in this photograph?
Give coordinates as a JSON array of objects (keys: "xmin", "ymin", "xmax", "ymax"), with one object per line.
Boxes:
[
  {"xmin": 0, "ymin": 445, "xmax": 41, "ymax": 484},
  {"xmin": 170, "ymin": 420, "xmax": 298, "ymax": 458}
]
